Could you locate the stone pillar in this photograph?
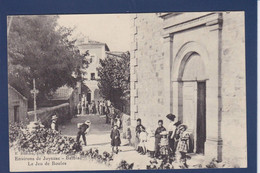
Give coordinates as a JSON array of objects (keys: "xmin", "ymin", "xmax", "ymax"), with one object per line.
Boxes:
[
  {"xmin": 129, "ymin": 14, "xmax": 138, "ymax": 146},
  {"xmin": 204, "ymin": 13, "xmax": 223, "ymax": 162},
  {"xmin": 172, "ymin": 81, "xmax": 179, "ymax": 119},
  {"xmin": 163, "ymin": 35, "xmax": 173, "ymax": 116}
]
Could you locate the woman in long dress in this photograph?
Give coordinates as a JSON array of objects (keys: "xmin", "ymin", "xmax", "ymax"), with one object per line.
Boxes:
[{"xmin": 166, "ymin": 113, "xmax": 177, "ymax": 156}]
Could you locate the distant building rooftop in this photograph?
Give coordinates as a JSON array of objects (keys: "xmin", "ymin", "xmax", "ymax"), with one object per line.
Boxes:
[
  {"xmin": 106, "ymin": 51, "xmax": 128, "ymax": 58},
  {"xmin": 76, "ymin": 37, "xmax": 110, "ymax": 51},
  {"xmin": 8, "ymin": 84, "xmax": 28, "ymax": 101}
]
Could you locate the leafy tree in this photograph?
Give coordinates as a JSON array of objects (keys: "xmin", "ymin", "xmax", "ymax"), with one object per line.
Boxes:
[
  {"xmin": 8, "ymin": 15, "xmax": 83, "ymax": 107},
  {"xmin": 97, "ymin": 52, "xmax": 130, "ymax": 113}
]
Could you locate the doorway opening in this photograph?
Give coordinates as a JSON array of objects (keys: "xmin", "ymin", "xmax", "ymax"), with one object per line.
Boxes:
[
  {"xmin": 177, "ymin": 52, "xmax": 207, "ymax": 154},
  {"xmin": 196, "ymin": 81, "xmax": 206, "ymax": 154},
  {"xmin": 87, "ymin": 93, "xmax": 91, "ymax": 103},
  {"xmin": 14, "ymin": 106, "xmax": 19, "ymax": 123}
]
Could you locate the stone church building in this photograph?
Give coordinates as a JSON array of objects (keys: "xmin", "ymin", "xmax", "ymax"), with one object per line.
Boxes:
[{"xmin": 130, "ymin": 12, "xmax": 247, "ymax": 167}]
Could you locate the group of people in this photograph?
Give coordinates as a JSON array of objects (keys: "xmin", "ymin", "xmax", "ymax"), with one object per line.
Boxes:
[
  {"xmin": 50, "ymin": 113, "xmax": 91, "ymax": 146},
  {"xmin": 77, "ymin": 99, "xmax": 111, "ymax": 115},
  {"xmin": 51, "ymin": 108, "xmax": 190, "ymax": 167},
  {"xmin": 135, "ymin": 113, "xmax": 191, "ymax": 167},
  {"xmin": 76, "ymin": 94, "xmax": 112, "ymax": 116},
  {"xmin": 74, "ymin": 118, "xmax": 121, "ymax": 154},
  {"xmin": 108, "ymin": 112, "xmax": 191, "ymax": 165}
]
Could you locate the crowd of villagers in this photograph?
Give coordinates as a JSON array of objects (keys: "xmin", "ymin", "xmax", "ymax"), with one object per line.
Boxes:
[
  {"xmin": 134, "ymin": 113, "xmax": 192, "ymax": 168},
  {"xmin": 77, "ymin": 94, "xmax": 122, "ymax": 128}
]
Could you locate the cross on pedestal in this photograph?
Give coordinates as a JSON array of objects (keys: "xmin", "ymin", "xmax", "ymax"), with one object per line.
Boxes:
[{"xmin": 30, "ymin": 78, "xmax": 39, "ymax": 121}]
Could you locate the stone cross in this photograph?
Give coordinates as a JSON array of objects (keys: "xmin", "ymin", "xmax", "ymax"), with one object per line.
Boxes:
[{"xmin": 30, "ymin": 78, "xmax": 39, "ymax": 121}]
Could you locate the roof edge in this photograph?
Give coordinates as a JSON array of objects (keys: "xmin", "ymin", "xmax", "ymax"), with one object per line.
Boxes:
[{"xmin": 8, "ymin": 84, "xmax": 28, "ymax": 101}]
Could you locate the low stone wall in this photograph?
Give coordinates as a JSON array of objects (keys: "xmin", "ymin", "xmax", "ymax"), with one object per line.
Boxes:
[{"xmin": 27, "ymin": 103, "xmax": 71, "ymax": 128}]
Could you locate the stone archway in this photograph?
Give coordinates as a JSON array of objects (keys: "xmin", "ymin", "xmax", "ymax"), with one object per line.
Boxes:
[
  {"xmin": 179, "ymin": 53, "xmax": 207, "ymax": 154},
  {"xmin": 172, "ymin": 42, "xmax": 209, "ymax": 154},
  {"xmin": 173, "ymin": 41, "xmax": 209, "ymax": 81}
]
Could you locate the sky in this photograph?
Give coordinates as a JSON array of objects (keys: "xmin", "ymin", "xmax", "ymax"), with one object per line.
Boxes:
[{"xmin": 58, "ymin": 14, "xmax": 134, "ymax": 52}]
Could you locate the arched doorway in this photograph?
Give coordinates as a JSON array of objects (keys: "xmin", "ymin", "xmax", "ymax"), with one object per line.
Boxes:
[{"xmin": 178, "ymin": 52, "xmax": 207, "ymax": 154}]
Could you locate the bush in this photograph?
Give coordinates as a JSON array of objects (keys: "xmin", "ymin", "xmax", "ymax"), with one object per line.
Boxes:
[
  {"xmin": 79, "ymin": 149, "xmax": 114, "ymax": 165},
  {"xmin": 9, "ymin": 123, "xmax": 81, "ymax": 155},
  {"xmin": 117, "ymin": 160, "xmax": 134, "ymax": 170}
]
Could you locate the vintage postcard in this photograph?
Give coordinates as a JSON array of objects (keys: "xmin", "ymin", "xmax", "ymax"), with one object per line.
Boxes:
[{"xmin": 8, "ymin": 12, "xmax": 247, "ymax": 171}]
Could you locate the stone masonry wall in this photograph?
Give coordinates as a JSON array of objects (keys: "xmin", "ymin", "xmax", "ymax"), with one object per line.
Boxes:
[
  {"xmin": 130, "ymin": 13, "xmax": 167, "ymax": 132},
  {"xmin": 221, "ymin": 12, "xmax": 247, "ymax": 167}
]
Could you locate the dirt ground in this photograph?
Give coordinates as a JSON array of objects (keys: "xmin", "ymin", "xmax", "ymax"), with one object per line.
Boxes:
[{"xmin": 57, "ymin": 113, "xmax": 205, "ymax": 170}]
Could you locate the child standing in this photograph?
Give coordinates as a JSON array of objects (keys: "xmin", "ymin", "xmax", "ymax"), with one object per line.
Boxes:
[
  {"xmin": 138, "ymin": 126, "xmax": 148, "ymax": 155},
  {"xmin": 176, "ymin": 124, "xmax": 189, "ymax": 168},
  {"xmin": 115, "ymin": 114, "xmax": 122, "ymax": 129},
  {"xmin": 135, "ymin": 118, "xmax": 145, "ymax": 151},
  {"xmin": 159, "ymin": 131, "xmax": 170, "ymax": 159},
  {"xmin": 110, "ymin": 125, "xmax": 121, "ymax": 154},
  {"xmin": 146, "ymin": 129, "xmax": 156, "ymax": 158},
  {"xmin": 155, "ymin": 120, "xmax": 166, "ymax": 158}
]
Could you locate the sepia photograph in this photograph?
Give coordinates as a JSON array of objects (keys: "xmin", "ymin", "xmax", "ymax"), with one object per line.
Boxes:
[{"xmin": 8, "ymin": 12, "xmax": 247, "ymax": 171}]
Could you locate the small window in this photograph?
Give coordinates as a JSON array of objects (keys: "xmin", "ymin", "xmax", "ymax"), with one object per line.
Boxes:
[{"xmin": 91, "ymin": 73, "xmax": 95, "ymax": 80}]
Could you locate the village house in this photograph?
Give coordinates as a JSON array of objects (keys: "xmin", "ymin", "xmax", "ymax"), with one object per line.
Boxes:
[
  {"xmin": 8, "ymin": 85, "xmax": 28, "ymax": 123},
  {"xmin": 76, "ymin": 37, "xmax": 110, "ymax": 103},
  {"xmin": 76, "ymin": 37, "xmax": 128, "ymax": 104},
  {"xmin": 130, "ymin": 12, "xmax": 247, "ymax": 167}
]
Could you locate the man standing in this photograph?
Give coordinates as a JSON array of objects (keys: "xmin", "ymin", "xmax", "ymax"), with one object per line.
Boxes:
[
  {"xmin": 85, "ymin": 100, "xmax": 89, "ymax": 114},
  {"xmin": 51, "ymin": 115, "xmax": 58, "ymax": 131},
  {"xmin": 77, "ymin": 102, "xmax": 81, "ymax": 115},
  {"xmin": 110, "ymin": 107, "xmax": 116, "ymax": 128},
  {"xmin": 97, "ymin": 101, "xmax": 100, "ymax": 115},
  {"xmin": 81, "ymin": 96, "xmax": 85, "ymax": 115},
  {"xmin": 99, "ymin": 101, "xmax": 103, "ymax": 115},
  {"xmin": 76, "ymin": 120, "xmax": 91, "ymax": 146},
  {"xmin": 105, "ymin": 100, "xmax": 112, "ymax": 123},
  {"xmin": 154, "ymin": 120, "xmax": 166, "ymax": 158}
]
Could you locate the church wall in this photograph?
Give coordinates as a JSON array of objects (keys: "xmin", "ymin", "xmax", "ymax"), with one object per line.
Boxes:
[
  {"xmin": 130, "ymin": 13, "xmax": 167, "ymax": 130},
  {"xmin": 130, "ymin": 12, "xmax": 247, "ymax": 167},
  {"xmin": 220, "ymin": 12, "xmax": 247, "ymax": 167}
]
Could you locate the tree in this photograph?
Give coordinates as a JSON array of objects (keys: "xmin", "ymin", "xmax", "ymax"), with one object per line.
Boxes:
[
  {"xmin": 97, "ymin": 52, "xmax": 130, "ymax": 113},
  {"xmin": 8, "ymin": 15, "xmax": 83, "ymax": 107}
]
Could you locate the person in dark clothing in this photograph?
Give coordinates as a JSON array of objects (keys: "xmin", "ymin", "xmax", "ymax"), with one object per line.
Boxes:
[
  {"xmin": 110, "ymin": 125, "xmax": 121, "ymax": 154},
  {"xmin": 166, "ymin": 113, "xmax": 177, "ymax": 156},
  {"xmin": 135, "ymin": 118, "xmax": 145, "ymax": 152},
  {"xmin": 172, "ymin": 121, "xmax": 182, "ymax": 155},
  {"xmin": 154, "ymin": 120, "xmax": 166, "ymax": 158},
  {"xmin": 76, "ymin": 120, "xmax": 91, "ymax": 146}
]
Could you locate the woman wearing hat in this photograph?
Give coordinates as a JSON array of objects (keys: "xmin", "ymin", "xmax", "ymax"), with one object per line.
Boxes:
[{"xmin": 166, "ymin": 113, "xmax": 177, "ymax": 156}]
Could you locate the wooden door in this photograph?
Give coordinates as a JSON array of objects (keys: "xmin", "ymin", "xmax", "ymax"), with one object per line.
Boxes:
[{"xmin": 196, "ymin": 82, "xmax": 206, "ymax": 154}]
